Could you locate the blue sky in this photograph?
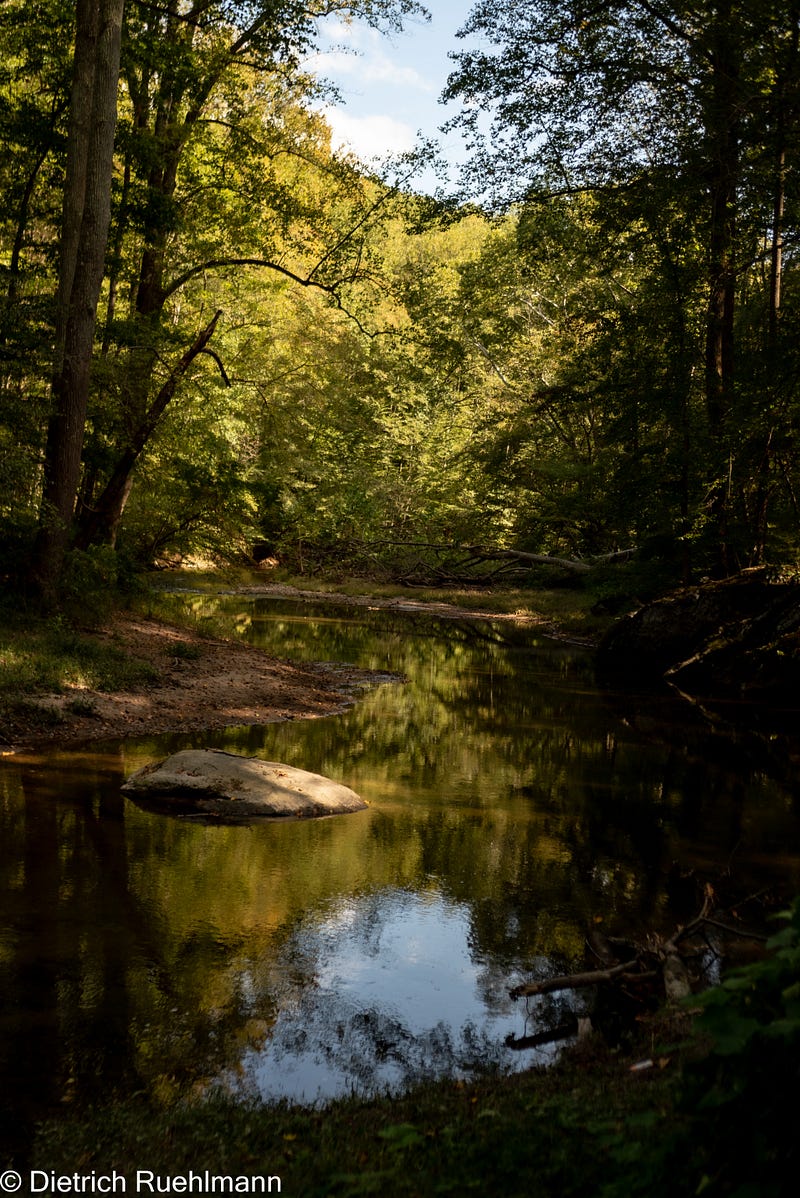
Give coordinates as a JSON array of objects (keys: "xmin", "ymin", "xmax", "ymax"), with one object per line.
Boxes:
[{"xmin": 306, "ymin": 2, "xmax": 478, "ymax": 189}]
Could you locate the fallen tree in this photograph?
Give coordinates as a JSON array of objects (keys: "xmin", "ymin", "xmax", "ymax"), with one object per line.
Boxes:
[
  {"xmin": 595, "ymin": 567, "xmax": 800, "ymax": 706},
  {"xmin": 510, "ymin": 885, "xmax": 768, "ymax": 1011},
  {"xmin": 271, "ymin": 537, "xmax": 637, "ymax": 586}
]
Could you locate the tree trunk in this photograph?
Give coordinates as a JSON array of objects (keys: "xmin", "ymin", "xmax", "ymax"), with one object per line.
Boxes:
[
  {"xmin": 32, "ymin": 0, "xmax": 125, "ymax": 606},
  {"xmin": 768, "ymin": 6, "xmax": 799, "ymax": 346},
  {"xmin": 74, "ymin": 311, "xmax": 223, "ymax": 548},
  {"xmin": 704, "ymin": 7, "xmax": 738, "ymax": 434},
  {"xmin": 703, "ymin": 5, "xmax": 740, "ymax": 572},
  {"xmin": 748, "ymin": 8, "xmax": 797, "ymax": 564}
]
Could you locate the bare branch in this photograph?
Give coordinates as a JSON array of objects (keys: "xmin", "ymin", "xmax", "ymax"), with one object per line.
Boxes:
[
  {"xmin": 162, "ymin": 257, "xmax": 379, "ymax": 337},
  {"xmin": 510, "ymin": 958, "xmax": 642, "ymax": 999},
  {"xmin": 198, "ymin": 346, "xmax": 230, "ymax": 386}
]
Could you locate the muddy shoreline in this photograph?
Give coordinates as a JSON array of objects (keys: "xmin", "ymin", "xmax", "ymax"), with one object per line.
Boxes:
[
  {"xmin": 4, "ymin": 611, "xmax": 395, "ymax": 752},
  {"xmin": 3, "ymin": 582, "xmax": 575, "ymax": 753}
]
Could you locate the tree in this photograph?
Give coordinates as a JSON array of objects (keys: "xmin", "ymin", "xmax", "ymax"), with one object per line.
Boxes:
[
  {"xmin": 66, "ymin": 0, "xmax": 423, "ymax": 553},
  {"xmin": 444, "ymin": 0, "xmax": 800, "ymax": 572},
  {"xmin": 8, "ymin": 0, "xmax": 421, "ymax": 596},
  {"xmin": 31, "ymin": 0, "xmax": 126, "ymax": 605}
]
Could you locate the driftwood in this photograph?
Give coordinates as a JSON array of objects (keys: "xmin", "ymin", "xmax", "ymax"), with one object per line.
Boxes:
[
  {"xmin": 510, "ymin": 885, "xmax": 764, "ymax": 1008},
  {"xmin": 272, "ymin": 537, "xmax": 638, "ymax": 587},
  {"xmin": 463, "ymin": 546, "xmax": 636, "ymax": 575},
  {"xmin": 505, "ymin": 1016, "xmax": 580, "ymax": 1051},
  {"xmin": 510, "ymin": 957, "xmax": 644, "ymax": 1000}
]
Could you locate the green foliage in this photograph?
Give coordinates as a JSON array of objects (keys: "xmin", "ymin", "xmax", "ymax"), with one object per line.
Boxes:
[
  {"xmin": 171, "ymin": 640, "xmax": 202, "ymax": 662},
  {"xmin": 675, "ymin": 900, "xmax": 800, "ymax": 1196},
  {"xmin": 58, "ymin": 546, "xmax": 120, "ymax": 626},
  {"xmin": 3, "ymin": 0, "xmax": 800, "ymax": 589},
  {"xmin": 589, "ymin": 900, "xmax": 800, "ymax": 1198}
]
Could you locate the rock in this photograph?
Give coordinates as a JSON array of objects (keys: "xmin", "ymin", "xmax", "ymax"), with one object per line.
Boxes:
[{"xmin": 122, "ymin": 749, "xmax": 367, "ymax": 823}]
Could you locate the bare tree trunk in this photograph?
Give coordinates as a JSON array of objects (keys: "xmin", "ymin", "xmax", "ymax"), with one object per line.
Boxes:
[
  {"xmin": 32, "ymin": 0, "xmax": 125, "ymax": 605},
  {"xmin": 769, "ymin": 144, "xmax": 786, "ymax": 348},
  {"xmin": 768, "ymin": 6, "xmax": 798, "ymax": 346},
  {"xmin": 751, "ymin": 9, "xmax": 797, "ymax": 564}
]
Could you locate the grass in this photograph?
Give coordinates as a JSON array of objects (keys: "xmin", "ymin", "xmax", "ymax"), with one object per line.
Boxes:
[
  {"xmin": 0, "ymin": 612, "xmax": 157, "ymax": 728},
  {"xmin": 33, "ymin": 985, "xmax": 796, "ymax": 1197},
  {"xmin": 33, "ymin": 1030, "xmax": 691, "ymax": 1198}
]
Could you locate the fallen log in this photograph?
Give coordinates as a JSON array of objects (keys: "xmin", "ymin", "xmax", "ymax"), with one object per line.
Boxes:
[
  {"xmin": 510, "ymin": 957, "xmax": 643, "ymax": 1000},
  {"xmin": 464, "ymin": 547, "xmax": 593, "ymax": 574},
  {"xmin": 510, "ymin": 885, "xmax": 765, "ymax": 1007},
  {"xmin": 504, "ymin": 1016, "xmax": 579, "ymax": 1051}
]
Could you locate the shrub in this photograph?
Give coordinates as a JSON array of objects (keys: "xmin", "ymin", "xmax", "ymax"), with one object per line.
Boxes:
[{"xmin": 59, "ymin": 546, "xmax": 119, "ymax": 626}]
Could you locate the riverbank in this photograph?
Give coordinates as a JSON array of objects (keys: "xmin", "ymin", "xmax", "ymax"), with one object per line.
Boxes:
[
  {"xmin": 6, "ymin": 581, "xmax": 796, "ymax": 1195},
  {"xmin": 0, "ymin": 610, "xmax": 388, "ymax": 752},
  {"xmin": 30, "ymin": 960, "xmax": 795, "ymax": 1198},
  {"xmin": 213, "ymin": 573, "xmax": 609, "ymax": 642},
  {"xmin": 1, "ymin": 578, "xmax": 603, "ymax": 752},
  {"xmin": 32, "ymin": 1023, "xmax": 686, "ymax": 1197}
]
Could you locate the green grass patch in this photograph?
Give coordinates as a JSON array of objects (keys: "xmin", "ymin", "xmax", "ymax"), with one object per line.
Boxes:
[
  {"xmin": 170, "ymin": 640, "xmax": 204, "ymax": 661},
  {"xmin": 32, "ymin": 901, "xmax": 800, "ymax": 1195},
  {"xmin": 5, "ymin": 698, "xmax": 66, "ymax": 729},
  {"xmin": 0, "ymin": 617, "xmax": 157, "ymax": 702}
]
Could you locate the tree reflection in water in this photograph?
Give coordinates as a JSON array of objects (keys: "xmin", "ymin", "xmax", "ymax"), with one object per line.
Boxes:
[
  {"xmin": 228, "ymin": 888, "xmax": 578, "ymax": 1102},
  {"xmin": 2, "ymin": 594, "xmax": 800, "ymax": 1162}
]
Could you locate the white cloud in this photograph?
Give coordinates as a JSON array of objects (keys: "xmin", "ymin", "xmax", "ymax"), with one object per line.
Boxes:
[
  {"xmin": 307, "ymin": 25, "xmax": 436, "ymax": 95},
  {"xmin": 321, "ymin": 107, "xmax": 418, "ymax": 162}
]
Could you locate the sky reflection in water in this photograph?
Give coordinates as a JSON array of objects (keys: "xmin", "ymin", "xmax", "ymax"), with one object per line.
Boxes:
[
  {"xmin": 232, "ymin": 886, "xmax": 567, "ymax": 1103},
  {"xmin": 3, "ymin": 591, "xmax": 800, "ymax": 1158}
]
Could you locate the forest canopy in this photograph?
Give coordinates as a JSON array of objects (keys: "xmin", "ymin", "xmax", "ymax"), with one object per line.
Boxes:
[{"xmin": 2, "ymin": 0, "xmax": 800, "ymax": 603}]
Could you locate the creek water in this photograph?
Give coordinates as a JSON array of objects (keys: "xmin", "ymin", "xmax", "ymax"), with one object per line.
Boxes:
[{"xmin": 2, "ymin": 590, "xmax": 800, "ymax": 1162}]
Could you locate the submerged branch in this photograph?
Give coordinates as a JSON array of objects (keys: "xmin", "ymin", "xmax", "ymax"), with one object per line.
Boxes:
[{"xmin": 510, "ymin": 958, "xmax": 642, "ymax": 999}]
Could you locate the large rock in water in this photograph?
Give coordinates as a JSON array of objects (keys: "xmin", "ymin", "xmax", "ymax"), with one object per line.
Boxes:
[{"xmin": 122, "ymin": 749, "xmax": 367, "ymax": 823}]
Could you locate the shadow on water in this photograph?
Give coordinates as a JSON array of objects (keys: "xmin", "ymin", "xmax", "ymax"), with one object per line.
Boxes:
[{"xmin": 3, "ymin": 592, "xmax": 800, "ymax": 1162}]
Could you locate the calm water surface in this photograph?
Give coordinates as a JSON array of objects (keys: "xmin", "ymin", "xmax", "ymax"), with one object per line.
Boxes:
[{"xmin": 2, "ymin": 591, "xmax": 800, "ymax": 1161}]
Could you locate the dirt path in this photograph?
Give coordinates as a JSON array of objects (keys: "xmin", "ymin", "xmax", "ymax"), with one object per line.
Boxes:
[{"xmin": 5, "ymin": 613, "xmax": 392, "ymax": 752}]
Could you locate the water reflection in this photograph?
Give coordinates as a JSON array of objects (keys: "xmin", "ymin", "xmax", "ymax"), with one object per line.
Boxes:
[
  {"xmin": 232, "ymin": 888, "xmax": 573, "ymax": 1103},
  {"xmin": 2, "ymin": 593, "xmax": 800, "ymax": 1163}
]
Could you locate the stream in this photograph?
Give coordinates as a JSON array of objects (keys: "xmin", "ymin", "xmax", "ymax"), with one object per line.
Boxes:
[{"xmin": 3, "ymin": 589, "xmax": 800, "ymax": 1162}]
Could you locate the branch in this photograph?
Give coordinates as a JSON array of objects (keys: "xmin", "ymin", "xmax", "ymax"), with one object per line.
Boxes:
[
  {"xmin": 464, "ymin": 546, "xmax": 593, "ymax": 574},
  {"xmin": 510, "ymin": 958, "xmax": 641, "ymax": 999},
  {"xmin": 198, "ymin": 346, "xmax": 230, "ymax": 386},
  {"xmin": 162, "ymin": 257, "xmax": 377, "ymax": 336},
  {"xmin": 505, "ymin": 1017, "xmax": 579, "ymax": 1050},
  {"xmin": 304, "ymin": 171, "xmax": 415, "ymax": 282},
  {"xmin": 633, "ymin": 0, "xmax": 708, "ymax": 56}
]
